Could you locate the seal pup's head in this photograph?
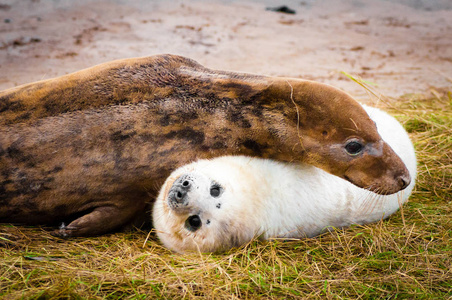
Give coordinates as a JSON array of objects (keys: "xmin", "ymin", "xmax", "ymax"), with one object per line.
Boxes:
[{"xmin": 152, "ymin": 158, "xmax": 265, "ymax": 253}]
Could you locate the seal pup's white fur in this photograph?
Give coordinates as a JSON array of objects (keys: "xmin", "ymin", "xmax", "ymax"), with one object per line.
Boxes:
[{"xmin": 153, "ymin": 105, "xmax": 417, "ymax": 253}]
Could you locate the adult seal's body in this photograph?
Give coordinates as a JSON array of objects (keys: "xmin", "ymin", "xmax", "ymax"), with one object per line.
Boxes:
[
  {"xmin": 0, "ymin": 54, "xmax": 409, "ymax": 236},
  {"xmin": 153, "ymin": 105, "xmax": 417, "ymax": 253}
]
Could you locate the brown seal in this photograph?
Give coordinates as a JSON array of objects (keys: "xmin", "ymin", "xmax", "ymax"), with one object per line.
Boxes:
[{"xmin": 0, "ymin": 54, "xmax": 410, "ymax": 236}]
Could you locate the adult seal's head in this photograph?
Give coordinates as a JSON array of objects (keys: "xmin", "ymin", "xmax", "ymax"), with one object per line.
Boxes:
[
  {"xmin": 253, "ymin": 79, "xmax": 411, "ymax": 194},
  {"xmin": 153, "ymin": 105, "xmax": 417, "ymax": 253}
]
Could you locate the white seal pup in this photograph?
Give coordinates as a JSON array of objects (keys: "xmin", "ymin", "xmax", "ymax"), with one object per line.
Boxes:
[{"xmin": 153, "ymin": 105, "xmax": 417, "ymax": 253}]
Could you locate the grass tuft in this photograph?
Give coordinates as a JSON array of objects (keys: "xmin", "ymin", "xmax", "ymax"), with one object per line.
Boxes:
[{"xmin": 1, "ymin": 88, "xmax": 451, "ymax": 299}]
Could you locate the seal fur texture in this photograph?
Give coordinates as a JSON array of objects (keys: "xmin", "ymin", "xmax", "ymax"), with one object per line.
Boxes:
[
  {"xmin": 153, "ymin": 105, "xmax": 417, "ymax": 253},
  {"xmin": 1, "ymin": 54, "xmax": 409, "ymax": 236}
]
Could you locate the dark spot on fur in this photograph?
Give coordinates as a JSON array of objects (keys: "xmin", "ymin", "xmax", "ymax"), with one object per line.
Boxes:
[
  {"xmin": 138, "ymin": 133, "xmax": 155, "ymax": 142},
  {"xmin": 206, "ymin": 219, "xmax": 211, "ymax": 224},
  {"xmin": 0, "ymin": 185, "xmax": 8, "ymax": 203},
  {"xmin": 26, "ymin": 161, "xmax": 36, "ymax": 168},
  {"xmin": 226, "ymin": 110, "xmax": 251, "ymax": 128},
  {"xmin": 13, "ymin": 111, "xmax": 32, "ymax": 123},
  {"xmin": 221, "ymin": 82, "xmax": 257, "ymax": 101},
  {"xmin": 6, "ymin": 142, "xmax": 36, "ymax": 166},
  {"xmin": 165, "ymin": 128, "xmax": 205, "ymax": 145},
  {"xmin": 242, "ymin": 139, "xmax": 266, "ymax": 155},
  {"xmin": 211, "ymin": 141, "xmax": 227, "ymax": 149},
  {"xmin": 22, "ymin": 198, "xmax": 39, "ymax": 211},
  {"xmin": 54, "ymin": 204, "xmax": 69, "ymax": 213},
  {"xmin": 83, "ymin": 160, "xmax": 101, "ymax": 168},
  {"xmin": 155, "ymin": 149, "xmax": 172, "ymax": 158},
  {"xmin": 181, "ymin": 110, "xmax": 199, "ymax": 121},
  {"xmin": 159, "ymin": 114, "xmax": 171, "ymax": 126},
  {"xmin": 216, "ymin": 203, "xmax": 221, "ymax": 209},
  {"xmin": 267, "ymin": 127, "xmax": 279, "ymax": 138},
  {"xmin": 0, "ymin": 94, "xmax": 13, "ymax": 113},
  {"xmin": 48, "ymin": 166, "xmax": 63, "ymax": 173},
  {"xmin": 43, "ymin": 98, "xmax": 69, "ymax": 115},
  {"xmin": 6, "ymin": 146, "xmax": 23, "ymax": 160},
  {"xmin": 204, "ymin": 92, "xmax": 217, "ymax": 101},
  {"xmin": 159, "ymin": 110, "xmax": 200, "ymax": 125},
  {"xmin": 110, "ymin": 130, "xmax": 136, "ymax": 142},
  {"xmin": 210, "ymin": 135, "xmax": 228, "ymax": 149},
  {"xmin": 3, "ymin": 206, "xmax": 23, "ymax": 219},
  {"xmin": 251, "ymin": 107, "xmax": 263, "ymax": 117},
  {"xmin": 239, "ymin": 119, "xmax": 251, "ymax": 128},
  {"xmin": 0, "ymin": 95, "xmax": 24, "ymax": 113},
  {"xmin": 322, "ymin": 130, "xmax": 328, "ymax": 136},
  {"xmin": 112, "ymin": 147, "xmax": 138, "ymax": 170},
  {"xmin": 68, "ymin": 186, "xmax": 88, "ymax": 195}
]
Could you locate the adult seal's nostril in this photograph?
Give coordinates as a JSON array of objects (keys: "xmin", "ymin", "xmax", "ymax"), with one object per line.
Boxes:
[{"xmin": 398, "ymin": 174, "xmax": 411, "ymax": 190}]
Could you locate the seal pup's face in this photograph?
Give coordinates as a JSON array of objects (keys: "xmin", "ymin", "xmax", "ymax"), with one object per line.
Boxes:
[{"xmin": 153, "ymin": 159, "xmax": 261, "ymax": 253}]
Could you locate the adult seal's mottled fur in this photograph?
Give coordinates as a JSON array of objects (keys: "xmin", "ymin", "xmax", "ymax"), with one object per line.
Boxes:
[
  {"xmin": 0, "ymin": 54, "xmax": 409, "ymax": 236},
  {"xmin": 153, "ymin": 105, "xmax": 417, "ymax": 253}
]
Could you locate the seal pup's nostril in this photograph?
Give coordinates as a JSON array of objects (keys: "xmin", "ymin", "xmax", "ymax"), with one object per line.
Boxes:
[
  {"xmin": 172, "ymin": 185, "xmax": 189, "ymax": 203},
  {"xmin": 169, "ymin": 176, "xmax": 194, "ymax": 206}
]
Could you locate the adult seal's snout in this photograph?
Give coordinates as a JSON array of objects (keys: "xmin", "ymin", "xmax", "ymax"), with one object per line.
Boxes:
[{"xmin": 397, "ymin": 173, "xmax": 411, "ymax": 191}]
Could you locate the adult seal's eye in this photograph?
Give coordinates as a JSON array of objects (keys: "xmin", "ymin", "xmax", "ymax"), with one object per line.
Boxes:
[
  {"xmin": 185, "ymin": 215, "xmax": 202, "ymax": 231},
  {"xmin": 345, "ymin": 140, "xmax": 364, "ymax": 155},
  {"xmin": 210, "ymin": 184, "xmax": 222, "ymax": 197}
]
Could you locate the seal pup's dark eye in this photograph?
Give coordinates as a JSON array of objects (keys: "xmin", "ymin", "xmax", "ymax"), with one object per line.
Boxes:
[
  {"xmin": 210, "ymin": 184, "xmax": 222, "ymax": 197},
  {"xmin": 185, "ymin": 215, "xmax": 202, "ymax": 231},
  {"xmin": 345, "ymin": 140, "xmax": 364, "ymax": 155}
]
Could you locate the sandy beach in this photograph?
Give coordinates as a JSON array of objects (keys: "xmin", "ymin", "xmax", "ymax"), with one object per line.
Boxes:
[{"xmin": 0, "ymin": 0, "xmax": 451, "ymax": 101}]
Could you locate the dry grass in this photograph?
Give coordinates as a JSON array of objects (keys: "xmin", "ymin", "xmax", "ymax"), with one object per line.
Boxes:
[{"xmin": 1, "ymin": 89, "xmax": 451, "ymax": 299}]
